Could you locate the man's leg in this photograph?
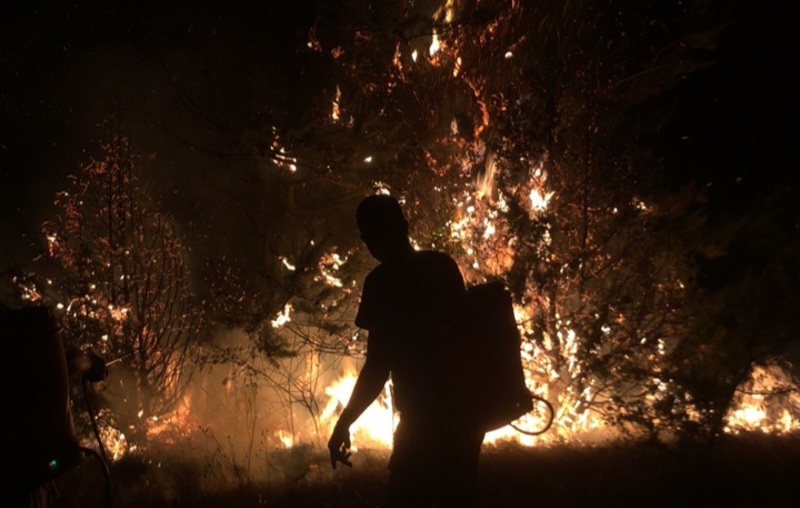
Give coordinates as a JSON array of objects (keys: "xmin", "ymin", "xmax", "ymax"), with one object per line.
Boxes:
[
  {"xmin": 387, "ymin": 419, "xmax": 433, "ymax": 508},
  {"xmin": 436, "ymin": 428, "xmax": 484, "ymax": 508},
  {"xmin": 388, "ymin": 419, "xmax": 485, "ymax": 508}
]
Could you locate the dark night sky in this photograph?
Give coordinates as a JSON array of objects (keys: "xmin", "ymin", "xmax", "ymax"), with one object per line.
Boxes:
[
  {"xmin": 0, "ymin": 1, "xmax": 175, "ymax": 268},
  {"xmin": 1, "ymin": 1, "xmax": 797, "ymax": 278},
  {"xmin": 0, "ymin": 1, "xmax": 316, "ymax": 274}
]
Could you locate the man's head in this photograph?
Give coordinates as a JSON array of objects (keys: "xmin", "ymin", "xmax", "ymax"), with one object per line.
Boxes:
[{"xmin": 356, "ymin": 194, "xmax": 411, "ymax": 262}]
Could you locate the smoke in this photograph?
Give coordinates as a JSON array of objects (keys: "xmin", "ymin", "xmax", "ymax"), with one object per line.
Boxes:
[{"xmin": 87, "ymin": 323, "xmax": 370, "ymax": 484}]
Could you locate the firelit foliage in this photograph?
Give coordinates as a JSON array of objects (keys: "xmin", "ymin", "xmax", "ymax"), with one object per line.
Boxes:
[
  {"xmin": 18, "ymin": 124, "xmax": 208, "ymax": 436},
  {"xmin": 161, "ymin": 1, "xmax": 792, "ymax": 441}
]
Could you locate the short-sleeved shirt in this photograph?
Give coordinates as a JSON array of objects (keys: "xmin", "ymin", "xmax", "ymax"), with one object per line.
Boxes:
[{"xmin": 355, "ymin": 250, "xmax": 466, "ymax": 418}]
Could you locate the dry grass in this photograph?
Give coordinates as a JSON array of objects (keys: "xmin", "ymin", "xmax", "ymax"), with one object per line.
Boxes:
[{"xmin": 49, "ymin": 432, "xmax": 800, "ymax": 508}]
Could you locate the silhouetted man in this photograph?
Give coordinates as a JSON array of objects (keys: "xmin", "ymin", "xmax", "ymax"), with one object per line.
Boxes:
[{"xmin": 328, "ymin": 194, "xmax": 485, "ymax": 508}]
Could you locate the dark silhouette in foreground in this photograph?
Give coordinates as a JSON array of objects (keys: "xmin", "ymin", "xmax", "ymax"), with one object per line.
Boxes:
[
  {"xmin": 1, "ymin": 300, "xmax": 79, "ymax": 507},
  {"xmin": 328, "ymin": 195, "xmax": 485, "ymax": 508},
  {"xmin": 1, "ymin": 299, "xmax": 110, "ymax": 508}
]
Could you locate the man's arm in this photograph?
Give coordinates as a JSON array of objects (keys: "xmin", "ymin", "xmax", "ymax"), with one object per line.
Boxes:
[{"xmin": 328, "ymin": 329, "xmax": 390, "ymax": 469}]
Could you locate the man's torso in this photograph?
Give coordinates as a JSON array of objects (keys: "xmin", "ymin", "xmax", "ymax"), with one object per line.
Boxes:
[{"xmin": 356, "ymin": 250, "xmax": 465, "ymax": 418}]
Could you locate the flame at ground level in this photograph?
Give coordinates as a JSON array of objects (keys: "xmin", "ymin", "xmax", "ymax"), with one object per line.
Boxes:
[
  {"xmin": 317, "ymin": 365, "xmax": 397, "ymax": 450},
  {"xmin": 95, "ymin": 355, "xmax": 800, "ymax": 463},
  {"xmin": 724, "ymin": 363, "xmax": 800, "ymax": 435},
  {"xmin": 282, "ymin": 364, "xmax": 607, "ymax": 450},
  {"xmin": 273, "ymin": 359, "xmax": 800, "ymax": 452}
]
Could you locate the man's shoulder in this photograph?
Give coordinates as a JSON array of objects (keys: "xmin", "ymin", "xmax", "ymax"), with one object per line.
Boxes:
[
  {"xmin": 413, "ymin": 249, "xmax": 458, "ymax": 266},
  {"xmin": 363, "ymin": 250, "xmax": 461, "ymax": 288},
  {"xmin": 363, "ymin": 262, "xmax": 387, "ymax": 282},
  {"xmin": 414, "ymin": 250, "xmax": 463, "ymax": 278},
  {"xmin": 366, "ymin": 250, "xmax": 457, "ymax": 274}
]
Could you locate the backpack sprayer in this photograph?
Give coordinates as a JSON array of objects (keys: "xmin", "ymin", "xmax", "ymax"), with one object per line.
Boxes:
[{"xmin": 445, "ymin": 281, "xmax": 555, "ymax": 436}]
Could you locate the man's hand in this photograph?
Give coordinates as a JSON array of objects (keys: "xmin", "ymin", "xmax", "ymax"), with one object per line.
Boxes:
[{"xmin": 328, "ymin": 420, "xmax": 353, "ymax": 469}]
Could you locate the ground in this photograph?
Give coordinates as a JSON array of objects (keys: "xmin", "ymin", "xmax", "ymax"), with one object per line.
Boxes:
[{"xmin": 44, "ymin": 432, "xmax": 800, "ymax": 508}]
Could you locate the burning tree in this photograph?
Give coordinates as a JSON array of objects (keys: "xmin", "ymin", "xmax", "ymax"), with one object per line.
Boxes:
[
  {"xmin": 14, "ymin": 123, "xmax": 207, "ymax": 445},
  {"xmin": 244, "ymin": 0, "xmax": 723, "ymax": 444},
  {"xmin": 667, "ymin": 185, "xmax": 800, "ymax": 442},
  {"xmin": 157, "ymin": 0, "xmax": 799, "ymax": 449}
]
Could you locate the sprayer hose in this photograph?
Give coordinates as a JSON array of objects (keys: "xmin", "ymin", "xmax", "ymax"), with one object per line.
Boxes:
[
  {"xmin": 510, "ymin": 394, "xmax": 555, "ymax": 436},
  {"xmin": 81, "ymin": 376, "xmax": 112, "ymax": 508}
]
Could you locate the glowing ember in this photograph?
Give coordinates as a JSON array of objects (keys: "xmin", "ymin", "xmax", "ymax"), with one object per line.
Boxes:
[
  {"xmin": 429, "ymin": 31, "xmax": 441, "ymax": 57},
  {"xmin": 98, "ymin": 425, "xmax": 129, "ymax": 461},
  {"xmin": 331, "ymin": 86, "xmax": 342, "ymax": 122},
  {"xmin": 280, "ymin": 256, "xmax": 297, "ymax": 271},
  {"xmin": 276, "ymin": 430, "xmax": 294, "ymax": 449},
  {"xmin": 317, "ymin": 252, "xmax": 349, "ymax": 288},
  {"xmin": 271, "ymin": 304, "xmax": 293, "ymax": 328}
]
